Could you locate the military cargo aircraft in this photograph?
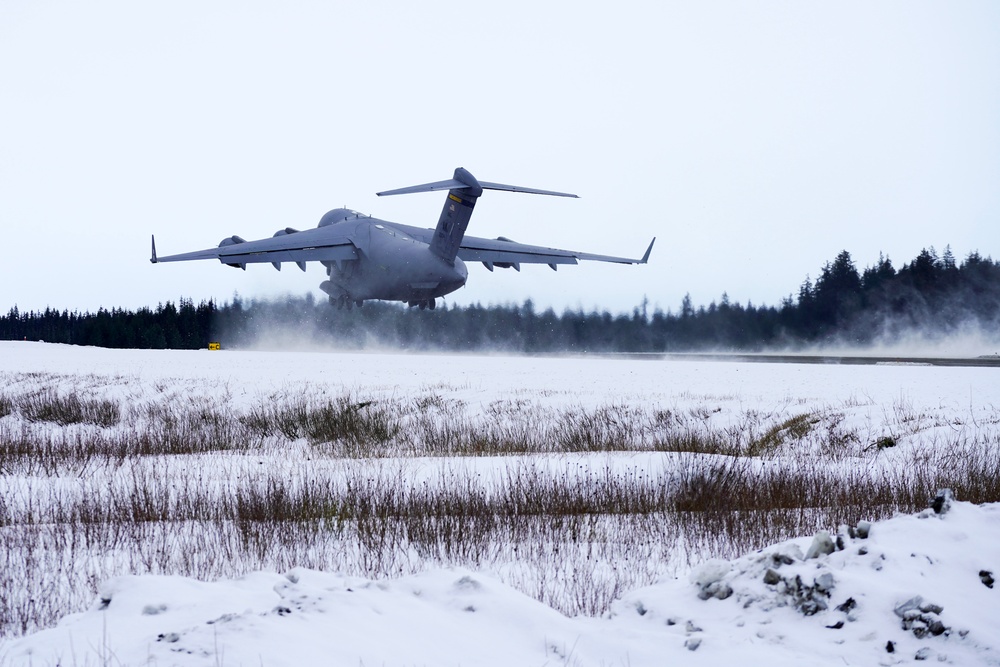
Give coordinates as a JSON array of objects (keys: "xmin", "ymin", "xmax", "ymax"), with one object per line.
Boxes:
[{"xmin": 151, "ymin": 167, "xmax": 654, "ymax": 310}]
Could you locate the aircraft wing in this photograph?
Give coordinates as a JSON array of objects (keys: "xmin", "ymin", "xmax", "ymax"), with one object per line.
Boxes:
[
  {"xmin": 455, "ymin": 234, "xmax": 655, "ymax": 267},
  {"xmin": 151, "ymin": 226, "xmax": 358, "ymax": 268}
]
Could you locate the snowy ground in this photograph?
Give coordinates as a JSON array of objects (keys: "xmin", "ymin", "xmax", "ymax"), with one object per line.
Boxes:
[
  {"xmin": 4, "ymin": 500, "xmax": 999, "ymax": 666},
  {"xmin": 1, "ymin": 341, "xmax": 998, "ymax": 665},
  {"xmin": 1, "ymin": 340, "xmax": 996, "ymax": 413}
]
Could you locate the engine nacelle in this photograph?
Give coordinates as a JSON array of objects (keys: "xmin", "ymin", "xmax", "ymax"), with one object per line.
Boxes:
[
  {"xmin": 218, "ymin": 236, "xmax": 246, "ymax": 269},
  {"xmin": 481, "ymin": 237, "xmax": 520, "ymax": 271},
  {"xmin": 218, "ymin": 235, "xmax": 246, "ymax": 247}
]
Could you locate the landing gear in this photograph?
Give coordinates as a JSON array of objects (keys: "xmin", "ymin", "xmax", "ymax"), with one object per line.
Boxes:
[
  {"xmin": 333, "ymin": 295, "xmax": 355, "ymax": 310},
  {"xmin": 329, "ymin": 294, "xmax": 363, "ymax": 310},
  {"xmin": 407, "ymin": 299, "xmax": 436, "ymax": 310}
]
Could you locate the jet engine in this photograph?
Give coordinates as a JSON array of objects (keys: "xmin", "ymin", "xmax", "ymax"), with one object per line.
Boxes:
[{"xmin": 219, "ymin": 236, "xmax": 246, "ymax": 269}]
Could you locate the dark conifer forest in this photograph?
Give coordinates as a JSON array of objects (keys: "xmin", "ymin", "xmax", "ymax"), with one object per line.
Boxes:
[{"xmin": 2, "ymin": 247, "xmax": 998, "ymax": 352}]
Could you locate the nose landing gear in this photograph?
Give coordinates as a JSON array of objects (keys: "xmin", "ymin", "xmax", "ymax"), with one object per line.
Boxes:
[{"xmin": 407, "ymin": 299, "xmax": 436, "ymax": 310}]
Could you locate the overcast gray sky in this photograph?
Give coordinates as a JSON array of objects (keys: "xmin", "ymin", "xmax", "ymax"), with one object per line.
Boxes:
[{"xmin": 2, "ymin": 1, "xmax": 998, "ymax": 315}]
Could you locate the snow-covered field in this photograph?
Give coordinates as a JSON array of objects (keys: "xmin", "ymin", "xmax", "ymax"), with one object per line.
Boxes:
[{"xmin": 1, "ymin": 341, "xmax": 998, "ymax": 666}]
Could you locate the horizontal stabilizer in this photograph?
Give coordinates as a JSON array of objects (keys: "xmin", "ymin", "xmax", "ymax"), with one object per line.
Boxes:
[
  {"xmin": 479, "ymin": 182, "xmax": 578, "ymax": 198},
  {"xmin": 376, "ymin": 179, "xmax": 467, "ymax": 197},
  {"xmin": 377, "ymin": 169, "xmax": 578, "ymax": 199}
]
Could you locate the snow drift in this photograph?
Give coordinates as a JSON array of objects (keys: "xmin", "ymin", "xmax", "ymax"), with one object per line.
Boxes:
[{"xmin": 3, "ymin": 498, "xmax": 998, "ymax": 667}]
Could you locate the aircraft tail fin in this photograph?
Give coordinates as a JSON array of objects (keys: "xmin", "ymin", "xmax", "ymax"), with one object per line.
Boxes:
[{"xmin": 377, "ymin": 167, "xmax": 577, "ymax": 264}]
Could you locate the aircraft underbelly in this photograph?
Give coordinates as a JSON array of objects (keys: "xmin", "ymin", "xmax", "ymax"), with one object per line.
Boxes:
[{"xmin": 324, "ymin": 234, "xmax": 467, "ymax": 301}]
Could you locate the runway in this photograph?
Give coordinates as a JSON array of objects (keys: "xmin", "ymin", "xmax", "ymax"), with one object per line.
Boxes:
[{"xmin": 598, "ymin": 352, "xmax": 1000, "ymax": 368}]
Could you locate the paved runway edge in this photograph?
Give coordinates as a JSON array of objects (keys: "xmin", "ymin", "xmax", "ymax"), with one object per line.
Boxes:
[{"xmin": 596, "ymin": 353, "xmax": 1000, "ymax": 368}]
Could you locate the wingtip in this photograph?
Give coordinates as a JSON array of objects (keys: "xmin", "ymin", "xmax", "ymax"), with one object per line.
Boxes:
[
  {"xmin": 150, "ymin": 235, "xmax": 158, "ymax": 264},
  {"xmin": 640, "ymin": 237, "xmax": 655, "ymax": 264}
]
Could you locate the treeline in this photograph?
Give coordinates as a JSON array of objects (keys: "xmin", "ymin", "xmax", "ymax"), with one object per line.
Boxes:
[
  {"xmin": 2, "ymin": 247, "xmax": 998, "ymax": 352},
  {"xmin": 0, "ymin": 299, "xmax": 217, "ymax": 350}
]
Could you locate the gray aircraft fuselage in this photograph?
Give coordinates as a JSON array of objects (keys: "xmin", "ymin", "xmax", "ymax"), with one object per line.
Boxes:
[{"xmin": 316, "ymin": 209, "xmax": 468, "ymax": 304}]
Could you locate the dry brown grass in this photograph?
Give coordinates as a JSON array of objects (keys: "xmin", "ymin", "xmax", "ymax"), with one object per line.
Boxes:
[{"xmin": 1, "ymin": 382, "xmax": 998, "ymax": 637}]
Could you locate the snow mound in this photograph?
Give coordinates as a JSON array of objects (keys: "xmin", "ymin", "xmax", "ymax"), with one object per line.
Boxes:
[
  {"xmin": 616, "ymin": 497, "xmax": 1000, "ymax": 665},
  {"xmin": 3, "ymin": 501, "xmax": 999, "ymax": 666}
]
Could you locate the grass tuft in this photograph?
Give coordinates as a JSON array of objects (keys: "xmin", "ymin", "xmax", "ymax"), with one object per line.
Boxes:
[
  {"xmin": 17, "ymin": 389, "xmax": 120, "ymax": 427},
  {"xmin": 747, "ymin": 413, "xmax": 817, "ymax": 456}
]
